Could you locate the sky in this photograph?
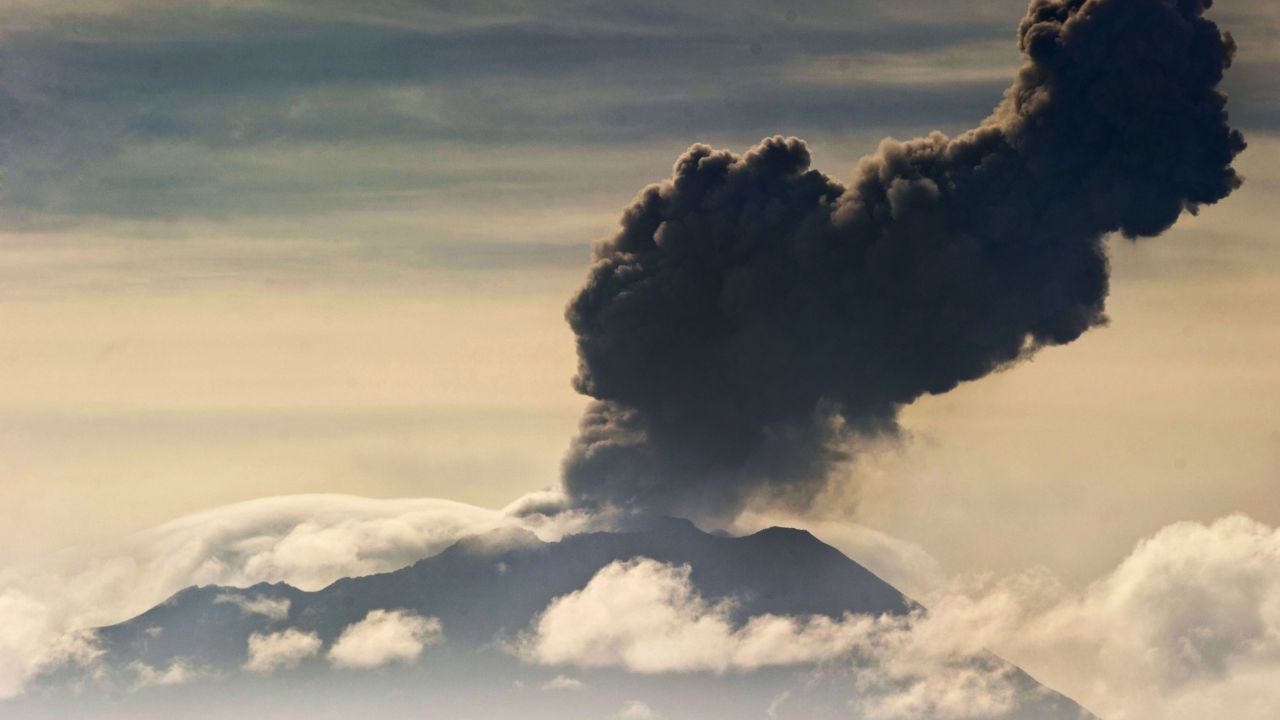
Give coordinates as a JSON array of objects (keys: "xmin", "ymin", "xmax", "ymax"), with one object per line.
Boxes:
[
  {"xmin": 3, "ymin": 2, "xmax": 1280, "ymax": 719},
  {"xmin": 0, "ymin": 0, "xmax": 1278, "ymax": 586}
]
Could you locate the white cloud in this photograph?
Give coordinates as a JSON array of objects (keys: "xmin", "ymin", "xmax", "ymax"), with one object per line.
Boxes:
[
  {"xmin": 0, "ymin": 492, "xmax": 593, "ymax": 698},
  {"xmin": 722, "ymin": 513, "xmax": 1280, "ymax": 720},
  {"xmin": 520, "ymin": 557, "xmax": 880, "ymax": 674},
  {"xmin": 327, "ymin": 609, "xmax": 443, "ymax": 670},
  {"xmin": 519, "ymin": 557, "xmax": 1016, "ymax": 719},
  {"xmin": 243, "ymin": 628, "xmax": 322, "ymax": 674},
  {"xmin": 147, "ymin": 495, "xmax": 508, "ymax": 592},
  {"xmin": 214, "ymin": 593, "xmax": 291, "ymax": 621},
  {"xmin": 743, "ymin": 513, "xmax": 1280, "ymax": 720},
  {"xmin": 614, "ymin": 700, "xmax": 660, "ymax": 720},
  {"xmin": 947, "ymin": 514, "xmax": 1280, "ymax": 720},
  {"xmin": 0, "ymin": 590, "xmax": 101, "ymax": 699},
  {"xmin": 128, "ymin": 659, "xmax": 201, "ymax": 691},
  {"xmin": 540, "ymin": 673, "xmax": 585, "ymax": 690},
  {"xmin": 855, "ymin": 658, "xmax": 1015, "ymax": 720},
  {"xmin": 10, "ymin": 489, "xmax": 1280, "ymax": 720}
]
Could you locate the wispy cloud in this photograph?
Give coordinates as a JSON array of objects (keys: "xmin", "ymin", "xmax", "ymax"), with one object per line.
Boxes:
[
  {"xmin": 614, "ymin": 700, "xmax": 661, "ymax": 720},
  {"xmin": 0, "ymin": 0, "xmax": 1025, "ymax": 229},
  {"xmin": 127, "ymin": 658, "xmax": 204, "ymax": 691},
  {"xmin": 214, "ymin": 593, "xmax": 290, "ymax": 621},
  {"xmin": 540, "ymin": 674, "xmax": 585, "ymax": 691}
]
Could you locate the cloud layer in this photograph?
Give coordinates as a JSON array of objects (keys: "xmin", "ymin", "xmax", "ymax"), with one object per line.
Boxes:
[
  {"xmin": 6, "ymin": 491, "xmax": 1280, "ymax": 720},
  {"xmin": 563, "ymin": 0, "xmax": 1245, "ymax": 518}
]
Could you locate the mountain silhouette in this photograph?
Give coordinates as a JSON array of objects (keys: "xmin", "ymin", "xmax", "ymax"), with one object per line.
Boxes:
[{"xmin": 17, "ymin": 517, "xmax": 1096, "ymax": 720}]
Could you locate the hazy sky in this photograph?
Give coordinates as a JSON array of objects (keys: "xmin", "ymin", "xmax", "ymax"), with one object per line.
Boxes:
[{"xmin": 1, "ymin": 0, "xmax": 1277, "ymax": 588}]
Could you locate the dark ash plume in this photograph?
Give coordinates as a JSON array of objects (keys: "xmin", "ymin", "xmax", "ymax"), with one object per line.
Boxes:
[{"xmin": 563, "ymin": 0, "xmax": 1245, "ymax": 518}]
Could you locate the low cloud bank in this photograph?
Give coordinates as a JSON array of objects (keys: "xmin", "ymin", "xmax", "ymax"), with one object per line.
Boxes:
[
  {"xmin": 942, "ymin": 514, "xmax": 1280, "ymax": 720},
  {"xmin": 519, "ymin": 557, "xmax": 1016, "ymax": 719},
  {"xmin": 8, "ymin": 494, "xmax": 1280, "ymax": 720},
  {"xmin": 520, "ymin": 514, "xmax": 1280, "ymax": 720}
]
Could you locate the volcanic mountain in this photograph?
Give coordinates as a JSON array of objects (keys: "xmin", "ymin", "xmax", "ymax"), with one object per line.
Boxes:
[{"xmin": 17, "ymin": 517, "xmax": 1095, "ymax": 720}]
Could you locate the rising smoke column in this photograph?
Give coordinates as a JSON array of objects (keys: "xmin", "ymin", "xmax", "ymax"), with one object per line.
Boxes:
[{"xmin": 563, "ymin": 0, "xmax": 1245, "ymax": 518}]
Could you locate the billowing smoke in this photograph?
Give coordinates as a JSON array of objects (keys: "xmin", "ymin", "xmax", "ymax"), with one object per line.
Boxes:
[{"xmin": 563, "ymin": 0, "xmax": 1245, "ymax": 518}]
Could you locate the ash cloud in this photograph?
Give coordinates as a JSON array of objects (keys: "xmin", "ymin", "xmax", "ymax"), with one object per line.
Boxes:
[{"xmin": 563, "ymin": 0, "xmax": 1245, "ymax": 517}]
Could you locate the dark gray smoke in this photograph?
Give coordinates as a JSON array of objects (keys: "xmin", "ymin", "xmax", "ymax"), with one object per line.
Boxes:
[{"xmin": 563, "ymin": 0, "xmax": 1245, "ymax": 518}]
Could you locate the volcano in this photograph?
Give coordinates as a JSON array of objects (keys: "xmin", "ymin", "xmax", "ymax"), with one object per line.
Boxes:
[{"xmin": 18, "ymin": 518, "xmax": 1094, "ymax": 720}]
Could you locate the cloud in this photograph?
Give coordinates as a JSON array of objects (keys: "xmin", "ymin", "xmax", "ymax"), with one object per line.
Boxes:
[
  {"xmin": 243, "ymin": 628, "xmax": 322, "ymax": 674},
  {"xmin": 743, "ymin": 513, "xmax": 1280, "ymax": 720},
  {"xmin": 327, "ymin": 609, "xmax": 443, "ymax": 670},
  {"xmin": 146, "ymin": 495, "xmax": 505, "ymax": 591},
  {"xmin": 614, "ymin": 700, "xmax": 661, "ymax": 720},
  {"xmin": 0, "ymin": 591, "xmax": 102, "ymax": 699},
  {"xmin": 0, "ymin": 0, "xmax": 1027, "ymax": 229},
  {"xmin": 857, "ymin": 665, "xmax": 1016, "ymax": 720},
  {"xmin": 128, "ymin": 659, "xmax": 202, "ymax": 691},
  {"xmin": 517, "ymin": 515, "xmax": 1280, "ymax": 720},
  {"xmin": 519, "ymin": 557, "xmax": 872, "ymax": 673},
  {"xmin": 952, "ymin": 514, "xmax": 1280, "ymax": 720},
  {"xmin": 516, "ymin": 554, "xmax": 990, "ymax": 686},
  {"xmin": 540, "ymin": 674, "xmax": 585, "ymax": 691},
  {"xmin": 10, "ymin": 491, "xmax": 1280, "ymax": 720},
  {"xmin": 562, "ymin": 0, "xmax": 1244, "ymax": 519},
  {"xmin": 214, "ymin": 593, "xmax": 291, "ymax": 621},
  {"xmin": 519, "ymin": 557, "xmax": 1018, "ymax": 719},
  {"xmin": 0, "ymin": 493, "xmax": 592, "ymax": 699},
  {"xmin": 781, "ymin": 39, "xmax": 1017, "ymax": 88}
]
